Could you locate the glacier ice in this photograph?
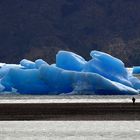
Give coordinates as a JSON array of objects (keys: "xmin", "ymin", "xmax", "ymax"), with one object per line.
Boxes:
[
  {"xmin": 39, "ymin": 65, "xmax": 74, "ymax": 94},
  {"xmin": 40, "ymin": 65, "xmax": 138, "ymax": 95},
  {"xmin": 35, "ymin": 59, "xmax": 49, "ymax": 68},
  {"xmin": 128, "ymin": 76, "xmax": 140, "ymax": 90},
  {"xmin": 0, "ymin": 50, "xmax": 140, "ymax": 95},
  {"xmin": 133, "ymin": 66, "xmax": 140, "ymax": 74},
  {"xmin": 56, "ymin": 51, "xmax": 87, "ymax": 71},
  {"xmin": 0, "ymin": 80, "xmax": 5, "ymax": 92},
  {"xmin": 1, "ymin": 68, "xmax": 49, "ymax": 94},
  {"xmin": 0, "ymin": 64, "xmax": 23, "ymax": 79},
  {"xmin": 83, "ymin": 51, "xmax": 132, "ymax": 87},
  {"xmin": 20, "ymin": 59, "xmax": 36, "ymax": 69}
]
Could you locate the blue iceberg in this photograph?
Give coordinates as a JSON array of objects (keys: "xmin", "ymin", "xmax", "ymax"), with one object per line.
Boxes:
[
  {"xmin": 133, "ymin": 66, "xmax": 140, "ymax": 74},
  {"xmin": 83, "ymin": 51, "xmax": 132, "ymax": 87},
  {"xmin": 0, "ymin": 64, "xmax": 23, "ymax": 79},
  {"xmin": 56, "ymin": 51, "xmax": 87, "ymax": 71},
  {"xmin": 20, "ymin": 59, "xmax": 36, "ymax": 69},
  {"xmin": 35, "ymin": 59, "xmax": 49, "ymax": 69},
  {"xmin": 1, "ymin": 68, "xmax": 49, "ymax": 94},
  {"xmin": 40, "ymin": 65, "xmax": 138, "ymax": 95},
  {"xmin": 0, "ymin": 50, "xmax": 140, "ymax": 95},
  {"xmin": 39, "ymin": 65, "xmax": 74, "ymax": 94}
]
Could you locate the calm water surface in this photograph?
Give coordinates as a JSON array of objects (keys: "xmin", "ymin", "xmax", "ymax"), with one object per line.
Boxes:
[
  {"xmin": 0, "ymin": 121, "xmax": 140, "ymax": 140},
  {"xmin": 0, "ymin": 95, "xmax": 139, "ymax": 103}
]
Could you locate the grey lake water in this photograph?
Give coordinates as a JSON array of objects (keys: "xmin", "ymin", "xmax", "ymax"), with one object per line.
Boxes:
[
  {"xmin": 0, "ymin": 94, "xmax": 140, "ymax": 103},
  {"xmin": 0, "ymin": 121, "xmax": 140, "ymax": 140}
]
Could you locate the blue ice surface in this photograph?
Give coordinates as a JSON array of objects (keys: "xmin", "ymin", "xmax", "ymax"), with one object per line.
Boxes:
[
  {"xmin": 0, "ymin": 64, "xmax": 24, "ymax": 79},
  {"xmin": 35, "ymin": 59, "xmax": 49, "ymax": 69},
  {"xmin": 0, "ymin": 50, "xmax": 140, "ymax": 95},
  {"xmin": 128, "ymin": 76, "xmax": 140, "ymax": 90},
  {"xmin": 20, "ymin": 59, "xmax": 36, "ymax": 69},
  {"xmin": 83, "ymin": 51, "xmax": 132, "ymax": 87},
  {"xmin": 0, "ymin": 80, "xmax": 5, "ymax": 92},
  {"xmin": 39, "ymin": 65, "xmax": 138, "ymax": 95},
  {"xmin": 1, "ymin": 68, "xmax": 49, "ymax": 94},
  {"xmin": 39, "ymin": 65, "xmax": 75, "ymax": 94},
  {"xmin": 56, "ymin": 51, "xmax": 87, "ymax": 71},
  {"xmin": 133, "ymin": 66, "xmax": 140, "ymax": 74}
]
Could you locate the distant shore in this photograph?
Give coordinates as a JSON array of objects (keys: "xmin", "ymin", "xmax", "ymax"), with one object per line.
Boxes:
[{"xmin": 0, "ymin": 95, "xmax": 140, "ymax": 120}]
